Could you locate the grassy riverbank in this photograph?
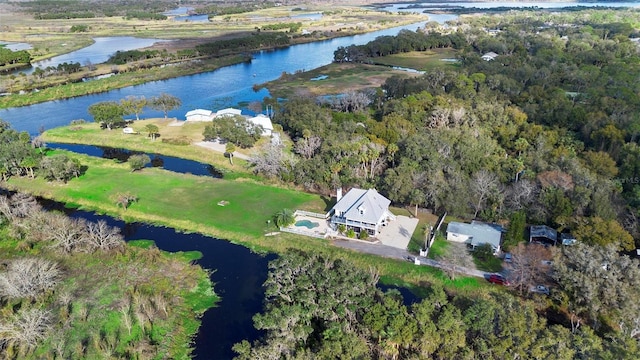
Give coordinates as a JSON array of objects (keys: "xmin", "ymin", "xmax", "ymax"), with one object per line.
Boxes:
[
  {"xmin": 4, "ymin": 150, "xmax": 483, "ymax": 292},
  {"xmin": 41, "ymin": 119, "xmax": 263, "ymax": 177},
  {"xmin": 258, "ymin": 49, "xmax": 458, "ymax": 98},
  {"xmin": 0, "ymin": 54, "xmax": 248, "ymax": 109}
]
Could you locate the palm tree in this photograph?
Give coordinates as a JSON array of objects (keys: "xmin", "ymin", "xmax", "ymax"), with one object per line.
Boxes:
[
  {"xmin": 225, "ymin": 142, "xmax": 236, "ymax": 165},
  {"xmin": 274, "ymin": 208, "xmax": 295, "ymax": 228}
]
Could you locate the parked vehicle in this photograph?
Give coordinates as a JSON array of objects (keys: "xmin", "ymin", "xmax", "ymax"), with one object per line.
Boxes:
[
  {"xmin": 504, "ymin": 253, "xmax": 512, "ymax": 263},
  {"xmin": 531, "ymin": 285, "xmax": 550, "ymax": 295},
  {"xmin": 488, "ymin": 274, "xmax": 510, "ymax": 285}
]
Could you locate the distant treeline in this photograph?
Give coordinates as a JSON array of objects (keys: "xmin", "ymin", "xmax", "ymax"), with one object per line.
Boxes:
[
  {"xmin": 334, "ymin": 29, "xmax": 465, "ymax": 63},
  {"xmin": 196, "ymin": 32, "xmax": 290, "ymax": 56},
  {"xmin": 105, "ymin": 33, "xmax": 290, "ymax": 64},
  {"xmin": 17, "ymin": 0, "xmax": 175, "ymax": 19},
  {"xmin": 195, "ymin": 2, "xmax": 275, "ymax": 17},
  {"xmin": 261, "ymin": 22, "xmax": 303, "ymax": 32}
]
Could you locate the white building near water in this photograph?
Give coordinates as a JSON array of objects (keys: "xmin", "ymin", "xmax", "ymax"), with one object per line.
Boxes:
[
  {"xmin": 247, "ymin": 114, "xmax": 274, "ymax": 136},
  {"xmin": 185, "ymin": 109, "xmax": 214, "ymax": 122},
  {"xmin": 214, "ymin": 108, "xmax": 242, "ymax": 118}
]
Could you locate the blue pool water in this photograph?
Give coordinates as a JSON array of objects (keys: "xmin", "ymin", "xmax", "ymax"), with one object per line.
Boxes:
[{"xmin": 295, "ymin": 220, "xmax": 320, "ymax": 229}]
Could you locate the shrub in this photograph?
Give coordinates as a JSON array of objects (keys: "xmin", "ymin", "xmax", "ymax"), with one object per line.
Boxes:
[
  {"xmin": 358, "ymin": 230, "xmax": 369, "ymax": 240},
  {"xmin": 346, "ymin": 229, "xmax": 356, "ymax": 238}
]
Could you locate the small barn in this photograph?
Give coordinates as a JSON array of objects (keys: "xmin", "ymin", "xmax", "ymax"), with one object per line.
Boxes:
[
  {"xmin": 185, "ymin": 109, "xmax": 214, "ymax": 122},
  {"xmin": 215, "ymin": 108, "xmax": 242, "ymax": 118}
]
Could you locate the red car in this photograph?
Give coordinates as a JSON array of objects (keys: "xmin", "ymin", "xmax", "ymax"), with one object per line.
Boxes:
[{"xmin": 488, "ymin": 274, "xmax": 510, "ymax": 286}]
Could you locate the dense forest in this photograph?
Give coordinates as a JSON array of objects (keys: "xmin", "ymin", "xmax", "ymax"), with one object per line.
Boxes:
[
  {"xmin": 234, "ymin": 249, "xmax": 640, "ymax": 359},
  {"xmin": 250, "ymin": 9, "xmax": 640, "ymax": 252},
  {"xmin": 235, "ymin": 9, "xmax": 640, "ymax": 357}
]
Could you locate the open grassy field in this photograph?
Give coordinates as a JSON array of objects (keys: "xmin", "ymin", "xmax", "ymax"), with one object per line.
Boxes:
[
  {"xmin": 372, "ymin": 48, "xmax": 460, "ymax": 71},
  {"xmin": 260, "ymin": 62, "xmax": 419, "ymax": 98},
  {"xmin": 8, "ymin": 150, "xmax": 324, "ymax": 238}
]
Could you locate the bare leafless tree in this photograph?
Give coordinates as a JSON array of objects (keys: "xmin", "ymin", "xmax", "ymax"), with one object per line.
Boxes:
[
  {"xmin": 0, "ymin": 309, "xmax": 52, "ymax": 349},
  {"xmin": 437, "ymin": 243, "xmax": 476, "ymax": 280},
  {"xmin": 82, "ymin": 220, "xmax": 124, "ymax": 252},
  {"xmin": 469, "ymin": 170, "xmax": 501, "ymax": 218},
  {"xmin": 249, "ymin": 143, "xmax": 297, "ymax": 178},
  {"xmin": 505, "ymin": 179, "xmax": 538, "ymax": 211},
  {"xmin": 293, "ymin": 135, "xmax": 321, "ymax": 159},
  {"xmin": 507, "ymin": 243, "xmax": 552, "ymax": 294},
  {"xmin": 43, "ymin": 213, "xmax": 87, "ymax": 253},
  {"xmin": 0, "ymin": 258, "xmax": 60, "ymax": 300}
]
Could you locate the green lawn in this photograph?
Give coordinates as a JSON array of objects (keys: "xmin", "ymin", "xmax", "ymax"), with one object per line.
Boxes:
[
  {"xmin": 8, "ymin": 151, "xmax": 325, "ymax": 239},
  {"xmin": 373, "ymin": 48, "xmax": 459, "ymax": 71}
]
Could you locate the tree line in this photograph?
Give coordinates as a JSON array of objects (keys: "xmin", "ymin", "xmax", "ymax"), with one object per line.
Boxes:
[
  {"xmin": 195, "ymin": 32, "xmax": 291, "ymax": 57},
  {"xmin": 333, "ymin": 29, "xmax": 466, "ymax": 63},
  {"xmin": 233, "ymin": 249, "xmax": 639, "ymax": 359}
]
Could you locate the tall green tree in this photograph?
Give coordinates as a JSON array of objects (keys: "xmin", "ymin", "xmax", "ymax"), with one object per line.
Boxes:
[
  {"xmin": 150, "ymin": 93, "xmax": 181, "ymax": 119},
  {"xmin": 88, "ymin": 101, "xmax": 125, "ymax": 130}
]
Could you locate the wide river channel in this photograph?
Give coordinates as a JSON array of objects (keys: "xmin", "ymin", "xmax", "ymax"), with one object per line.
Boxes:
[{"xmin": 1, "ymin": 2, "xmax": 639, "ymax": 358}]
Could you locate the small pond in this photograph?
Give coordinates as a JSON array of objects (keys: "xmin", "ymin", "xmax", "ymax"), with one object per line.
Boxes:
[{"xmin": 48, "ymin": 143, "xmax": 224, "ymax": 178}]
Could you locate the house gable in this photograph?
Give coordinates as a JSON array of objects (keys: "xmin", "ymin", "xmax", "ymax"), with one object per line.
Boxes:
[{"xmin": 330, "ymin": 188, "xmax": 392, "ymax": 235}]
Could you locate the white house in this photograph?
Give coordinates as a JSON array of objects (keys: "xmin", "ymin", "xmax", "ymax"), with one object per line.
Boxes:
[
  {"xmin": 214, "ymin": 108, "xmax": 242, "ymax": 118},
  {"xmin": 327, "ymin": 188, "xmax": 395, "ymax": 237},
  {"xmin": 446, "ymin": 221, "xmax": 502, "ymax": 254},
  {"xmin": 481, "ymin": 52, "xmax": 499, "ymax": 61},
  {"xmin": 185, "ymin": 109, "xmax": 214, "ymax": 122},
  {"xmin": 246, "ymin": 114, "xmax": 274, "ymax": 136}
]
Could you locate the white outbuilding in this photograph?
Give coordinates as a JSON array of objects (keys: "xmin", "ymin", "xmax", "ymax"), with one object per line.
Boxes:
[
  {"xmin": 185, "ymin": 109, "xmax": 214, "ymax": 122},
  {"xmin": 246, "ymin": 114, "xmax": 274, "ymax": 136}
]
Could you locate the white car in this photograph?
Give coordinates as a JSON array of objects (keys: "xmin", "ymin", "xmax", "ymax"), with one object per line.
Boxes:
[{"xmin": 530, "ymin": 285, "xmax": 550, "ymax": 295}]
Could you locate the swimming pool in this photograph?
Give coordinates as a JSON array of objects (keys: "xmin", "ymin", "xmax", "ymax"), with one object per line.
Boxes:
[{"xmin": 295, "ymin": 220, "xmax": 320, "ymax": 229}]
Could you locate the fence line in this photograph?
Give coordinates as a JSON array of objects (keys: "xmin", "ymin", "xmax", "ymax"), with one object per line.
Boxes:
[
  {"xmin": 280, "ymin": 226, "xmax": 327, "ymax": 239},
  {"xmin": 294, "ymin": 210, "xmax": 327, "ymax": 219}
]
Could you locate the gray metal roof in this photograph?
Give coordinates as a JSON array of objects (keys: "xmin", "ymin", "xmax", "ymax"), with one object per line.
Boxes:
[
  {"xmin": 530, "ymin": 225, "xmax": 557, "ymax": 241},
  {"xmin": 447, "ymin": 221, "xmax": 502, "ymax": 249},
  {"xmin": 332, "ymin": 188, "xmax": 391, "ymax": 225}
]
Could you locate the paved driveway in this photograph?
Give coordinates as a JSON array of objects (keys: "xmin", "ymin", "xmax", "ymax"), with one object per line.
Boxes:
[{"xmin": 377, "ymin": 215, "xmax": 418, "ymax": 250}]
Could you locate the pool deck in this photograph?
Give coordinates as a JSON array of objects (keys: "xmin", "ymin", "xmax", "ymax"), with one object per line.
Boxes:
[
  {"xmin": 285, "ymin": 213, "xmax": 417, "ymax": 251},
  {"xmin": 285, "ymin": 214, "xmax": 331, "ymax": 238}
]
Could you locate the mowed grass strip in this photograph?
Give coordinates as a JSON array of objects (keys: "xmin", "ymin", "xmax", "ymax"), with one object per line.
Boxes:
[
  {"xmin": 8, "ymin": 151, "xmax": 322, "ymax": 238},
  {"xmin": 373, "ymin": 48, "xmax": 459, "ymax": 71}
]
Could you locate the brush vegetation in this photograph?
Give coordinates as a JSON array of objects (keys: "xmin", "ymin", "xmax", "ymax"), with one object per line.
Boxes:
[{"xmin": 0, "ymin": 192, "xmax": 216, "ymax": 359}]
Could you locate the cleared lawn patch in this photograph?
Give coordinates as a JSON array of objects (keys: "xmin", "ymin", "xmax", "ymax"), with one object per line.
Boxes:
[
  {"xmin": 8, "ymin": 150, "xmax": 324, "ymax": 238},
  {"xmin": 373, "ymin": 49, "xmax": 459, "ymax": 71},
  {"xmin": 260, "ymin": 62, "xmax": 418, "ymax": 98}
]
